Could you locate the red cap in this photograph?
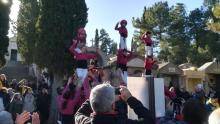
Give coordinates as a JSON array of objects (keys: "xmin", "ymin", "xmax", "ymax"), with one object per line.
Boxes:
[{"xmin": 120, "ymin": 20, "xmax": 127, "ymax": 25}]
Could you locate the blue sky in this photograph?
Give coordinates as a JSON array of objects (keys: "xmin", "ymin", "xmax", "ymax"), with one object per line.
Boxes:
[
  {"xmin": 9, "ymin": 0, "xmax": 204, "ymax": 49},
  {"xmin": 85, "ymin": 0, "xmax": 204, "ymax": 49}
]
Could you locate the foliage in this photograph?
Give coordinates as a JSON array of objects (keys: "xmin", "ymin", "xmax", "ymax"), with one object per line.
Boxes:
[
  {"xmin": 204, "ymin": 0, "xmax": 220, "ymax": 32},
  {"xmin": 133, "ymin": 2, "xmax": 220, "ymax": 66},
  {"xmin": 207, "ymin": 5, "xmax": 220, "ymax": 32},
  {"xmin": 92, "ymin": 29, "xmax": 117, "ymax": 55},
  {"xmin": 166, "ymin": 3, "xmax": 190, "ymax": 64},
  {"xmin": 132, "ymin": 1, "xmax": 170, "ymax": 56},
  {"xmin": 17, "ymin": 0, "xmax": 39, "ymax": 64},
  {"xmin": 0, "ymin": 0, "xmax": 12, "ymax": 67},
  {"xmin": 188, "ymin": 7, "xmax": 220, "ymax": 65},
  {"xmin": 94, "ymin": 29, "xmax": 99, "ymax": 48}
]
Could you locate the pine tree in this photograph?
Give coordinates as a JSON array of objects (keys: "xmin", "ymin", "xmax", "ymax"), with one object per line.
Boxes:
[
  {"xmin": 0, "ymin": 0, "xmax": 12, "ymax": 67},
  {"xmin": 132, "ymin": 2, "xmax": 170, "ymax": 57},
  {"xmin": 94, "ymin": 29, "xmax": 99, "ymax": 48},
  {"xmin": 100, "ymin": 29, "xmax": 111, "ymax": 54},
  {"xmin": 109, "ymin": 42, "xmax": 117, "ymax": 55},
  {"xmin": 166, "ymin": 3, "xmax": 191, "ymax": 64},
  {"xmin": 99, "ymin": 29, "xmax": 116, "ymax": 55}
]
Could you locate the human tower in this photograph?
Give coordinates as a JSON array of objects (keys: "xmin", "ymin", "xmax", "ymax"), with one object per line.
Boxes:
[{"xmin": 69, "ymin": 20, "xmax": 157, "ymax": 87}]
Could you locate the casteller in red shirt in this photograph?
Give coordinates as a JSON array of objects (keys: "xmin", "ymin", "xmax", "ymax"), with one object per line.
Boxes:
[
  {"xmin": 115, "ymin": 20, "xmax": 128, "ymax": 38},
  {"xmin": 141, "ymin": 31, "xmax": 152, "ymax": 46},
  {"xmin": 116, "ymin": 49, "xmax": 132, "ymax": 65},
  {"xmin": 144, "ymin": 57, "xmax": 156, "ymax": 70}
]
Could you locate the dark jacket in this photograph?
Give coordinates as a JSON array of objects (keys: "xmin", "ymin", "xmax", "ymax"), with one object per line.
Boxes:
[
  {"xmin": 36, "ymin": 93, "xmax": 51, "ymax": 118},
  {"xmin": 0, "ymin": 90, "xmax": 10, "ymax": 110},
  {"xmin": 75, "ymin": 97, "xmax": 154, "ymax": 124}
]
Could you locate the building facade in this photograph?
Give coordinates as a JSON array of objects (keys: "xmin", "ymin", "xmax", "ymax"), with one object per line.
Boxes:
[{"xmin": 5, "ymin": 36, "xmax": 22, "ymax": 62}]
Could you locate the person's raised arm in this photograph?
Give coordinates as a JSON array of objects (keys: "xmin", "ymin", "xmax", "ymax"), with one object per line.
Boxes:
[
  {"xmin": 75, "ymin": 100, "xmax": 93, "ymax": 124},
  {"xmin": 119, "ymin": 86, "xmax": 154, "ymax": 124},
  {"xmin": 15, "ymin": 111, "xmax": 30, "ymax": 124},
  {"xmin": 140, "ymin": 32, "xmax": 146, "ymax": 41},
  {"xmin": 32, "ymin": 112, "xmax": 40, "ymax": 124},
  {"xmin": 69, "ymin": 39, "xmax": 78, "ymax": 56},
  {"xmin": 115, "ymin": 22, "xmax": 120, "ymax": 30}
]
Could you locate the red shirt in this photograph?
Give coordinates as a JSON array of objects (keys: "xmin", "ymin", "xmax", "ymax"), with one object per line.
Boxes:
[
  {"xmin": 69, "ymin": 44, "xmax": 97, "ymax": 60},
  {"xmin": 144, "ymin": 58, "xmax": 156, "ymax": 70},
  {"xmin": 59, "ymin": 84, "xmax": 81, "ymax": 115},
  {"xmin": 74, "ymin": 53, "xmax": 96, "ymax": 60},
  {"xmin": 117, "ymin": 27, "xmax": 128, "ymax": 38},
  {"xmin": 141, "ymin": 36, "xmax": 152, "ymax": 46},
  {"xmin": 117, "ymin": 49, "xmax": 132, "ymax": 65}
]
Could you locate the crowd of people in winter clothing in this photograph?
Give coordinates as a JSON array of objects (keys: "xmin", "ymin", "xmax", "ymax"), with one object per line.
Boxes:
[
  {"xmin": 2, "ymin": 72, "xmax": 220, "ymax": 124},
  {"xmin": 160, "ymin": 83, "xmax": 220, "ymax": 124},
  {"xmin": 0, "ymin": 73, "xmax": 50, "ymax": 124}
]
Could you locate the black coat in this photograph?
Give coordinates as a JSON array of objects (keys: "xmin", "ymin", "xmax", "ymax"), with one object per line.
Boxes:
[
  {"xmin": 0, "ymin": 90, "xmax": 10, "ymax": 110},
  {"xmin": 75, "ymin": 97, "xmax": 154, "ymax": 124},
  {"xmin": 36, "ymin": 93, "xmax": 51, "ymax": 119}
]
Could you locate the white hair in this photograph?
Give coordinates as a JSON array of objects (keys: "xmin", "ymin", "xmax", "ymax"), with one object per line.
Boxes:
[
  {"xmin": 89, "ymin": 83, "xmax": 115, "ymax": 113},
  {"xmin": 209, "ymin": 108, "xmax": 220, "ymax": 124},
  {"xmin": 0, "ymin": 111, "xmax": 13, "ymax": 124}
]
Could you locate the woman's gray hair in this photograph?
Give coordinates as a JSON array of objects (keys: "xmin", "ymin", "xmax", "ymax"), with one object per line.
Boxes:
[{"xmin": 89, "ymin": 83, "xmax": 115, "ymax": 113}]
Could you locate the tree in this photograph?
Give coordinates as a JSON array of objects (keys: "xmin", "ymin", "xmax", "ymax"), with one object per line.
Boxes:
[
  {"xmin": 204, "ymin": 0, "xmax": 219, "ymax": 6},
  {"xmin": 131, "ymin": 31, "xmax": 145, "ymax": 56},
  {"xmin": 35, "ymin": 0, "xmax": 88, "ymax": 75},
  {"xmin": 94, "ymin": 29, "xmax": 117, "ymax": 55},
  {"xmin": 187, "ymin": 7, "xmax": 220, "ymax": 66},
  {"xmin": 34, "ymin": 0, "xmax": 88, "ymax": 123},
  {"xmin": 207, "ymin": 5, "xmax": 220, "ymax": 32},
  {"xmin": 133, "ymin": 1, "xmax": 219, "ymax": 65},
  {"xmin": 99, "ymin": 29, "xmax": 111, "ymax": 54},
  {"xmin": 17, "ymin": 0, "xmax": 39, "ymax": 64},
  {"xmin": 0, "ymin": 0, "xmax": 12, "ymax": 67},
  {"xmin": 94, "ymin": 29, "xmax": 99, "ymax": 48},
  {"xmin": 166, "ymin": 3, "xmax": 191, "ymax": 64},
  {"xmin": 204, "ymin": 0, "xmax": 220, "ymax": 32},
  {"xmin": 132, "ymin": 1, "xmax": 171, "ymax": 56},
  {"xmin": 109, "ymin": 42, "xmax": 117, "ymax": 55}
]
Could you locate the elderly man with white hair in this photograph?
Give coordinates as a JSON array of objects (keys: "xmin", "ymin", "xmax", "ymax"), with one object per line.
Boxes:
[
  {"xmin": 209, "ymin": 108, "xmax": 220, "ymax": 124},
  {"xmin": 75, "ymin": 83, "xmax": 154, "ymax": 124}
]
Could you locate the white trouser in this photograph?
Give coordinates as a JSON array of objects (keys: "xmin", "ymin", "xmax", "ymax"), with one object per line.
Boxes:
[
  {"xmin": 145, "ymin": 46, "xmax": 152, "ymax": 58},
  {"xmin": 120, "ymin": 71, "xmax": 127, "ymax": 84},
  {"xmin": 119, "ymin": 36, "xmax": 127, "ymax": 50},
  {"xmin": 76, "ymin": 68, "xmax": 88, "ymax": 83}
]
